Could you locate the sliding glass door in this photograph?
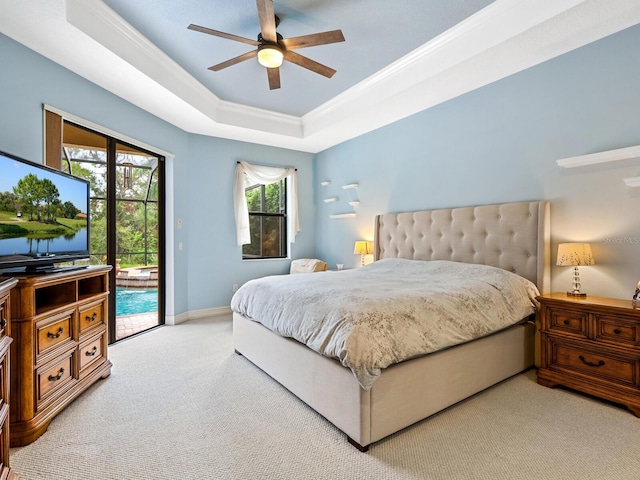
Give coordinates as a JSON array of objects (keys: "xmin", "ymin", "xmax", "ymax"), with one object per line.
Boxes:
[{"xmin": 60, "ymin": 122, "xmax": 165, "ymax": 343}]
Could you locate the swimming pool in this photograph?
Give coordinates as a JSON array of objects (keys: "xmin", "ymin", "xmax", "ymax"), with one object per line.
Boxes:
[{"xmin": 116, "ymin": 288, "xmax": 158, "ymax": 316}]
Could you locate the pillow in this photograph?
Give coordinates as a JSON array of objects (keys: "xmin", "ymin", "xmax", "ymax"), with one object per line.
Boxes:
[{"xmin": 290, "ymin": 258, "xmax": 328, "ymax": 274}]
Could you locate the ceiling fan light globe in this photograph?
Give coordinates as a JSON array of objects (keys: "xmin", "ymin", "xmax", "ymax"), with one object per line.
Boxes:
[{"xmin": 257, "ymin": 45, "xmax": 284, "ymax": 68}]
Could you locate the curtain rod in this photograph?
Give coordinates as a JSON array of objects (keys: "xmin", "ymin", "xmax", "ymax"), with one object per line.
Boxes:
[{"xmin": 237, "ymin": 161, "xmax": 297, "ymax": 171}]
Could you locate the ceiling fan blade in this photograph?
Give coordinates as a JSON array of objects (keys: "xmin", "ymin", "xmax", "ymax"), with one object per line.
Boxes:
[
  {"xmin": 281, "ymin": 30, "xmax": 345, "ymax": 50},
  {"xmin": 208, "ymin": 50, "xmax": 258, "ymax": 71},
  {"xmin": 256, "ymin": 0, "xmax": 277, "ymax": 43},
  {"xmin": 188, "ymin": 24, "xmax": 260, "ymax": 46},
  {"xmin": 267, "ymin": 67, "xmax": 281, "ymax": 90},
  {"xmin": 284, "ymin": 51, "xmax": 336, "ymax": 78}
]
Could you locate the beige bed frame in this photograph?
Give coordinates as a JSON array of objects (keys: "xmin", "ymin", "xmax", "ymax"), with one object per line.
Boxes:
[{"xmin": 233, "ymin": 201, "xmax": 550, "ymax": 451}]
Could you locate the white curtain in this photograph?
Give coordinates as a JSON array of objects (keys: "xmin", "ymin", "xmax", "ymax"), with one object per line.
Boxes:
[{"xmin": 233, "ymin": 161, "xmax": 299, "ymax": 246}]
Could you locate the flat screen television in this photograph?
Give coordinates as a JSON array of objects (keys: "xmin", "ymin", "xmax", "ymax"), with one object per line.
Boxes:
[{"xmin": 0, "ymin": 149, "xmax": 90, "ymax": 273}]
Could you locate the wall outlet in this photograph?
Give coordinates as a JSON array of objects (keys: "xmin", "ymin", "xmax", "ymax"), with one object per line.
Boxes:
[{"xmin": 233, "ymin": 284, "xmax": 239, "ymax": 292}]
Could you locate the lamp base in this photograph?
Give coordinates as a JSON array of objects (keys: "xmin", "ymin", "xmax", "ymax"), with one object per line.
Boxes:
[{"xmin": 567, "ymin": 291, "xmax": 587, "ymax": 297}]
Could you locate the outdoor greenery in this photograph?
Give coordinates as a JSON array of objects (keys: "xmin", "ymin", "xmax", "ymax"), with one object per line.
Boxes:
[
  {"xmin": 64, "ymin": 147, "xmax": 159, "ymax": 267},
  {"xmin": 243, "ymin": 179, "xmax": 286, "ymax": 258}
]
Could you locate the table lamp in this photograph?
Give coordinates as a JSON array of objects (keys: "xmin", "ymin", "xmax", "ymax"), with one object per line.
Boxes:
[
  {"xmin": 556, "ymin": 243, "xmax": 595, "ymax": 297},
  {"xmin": 354, "ymin": 241, "xmax": 373, "ymax": 267}
]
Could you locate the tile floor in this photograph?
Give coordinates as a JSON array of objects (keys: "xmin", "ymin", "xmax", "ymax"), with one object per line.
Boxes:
[{"xmin": 115, "ymin": 312, "xmax": 159, "ymax": 340}]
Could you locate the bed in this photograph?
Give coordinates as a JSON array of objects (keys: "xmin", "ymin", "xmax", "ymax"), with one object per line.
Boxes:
[{"xmin": 232, "ymin": 200, "xmax": 550, "ymax": 451}]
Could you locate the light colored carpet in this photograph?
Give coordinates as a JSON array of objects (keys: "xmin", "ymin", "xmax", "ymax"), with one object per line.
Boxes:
[{"xmin": 10, "ymin": 315, "xmax": 640, "ymax": 480}]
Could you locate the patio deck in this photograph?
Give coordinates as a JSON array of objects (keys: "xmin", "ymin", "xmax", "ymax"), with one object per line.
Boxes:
[{"xmin": 116, "ymin": 312, "xmax": 159, "ymax": 340}]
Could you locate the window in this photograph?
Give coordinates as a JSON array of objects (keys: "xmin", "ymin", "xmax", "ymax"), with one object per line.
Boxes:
[{"xmin": 242, "ymin": 178, "xmax": 287, "ymax": 259}]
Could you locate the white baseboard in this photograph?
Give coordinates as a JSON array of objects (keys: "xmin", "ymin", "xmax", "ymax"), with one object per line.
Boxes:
[{"xmin": 165, "ymin": 306, "xmax": 232, "ymax": 325}]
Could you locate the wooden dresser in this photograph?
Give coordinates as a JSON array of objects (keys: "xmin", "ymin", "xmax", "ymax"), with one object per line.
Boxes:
[
  {"xmin": 0, "ymin": 278, "xmax": 18, "ymax": 479},
  {"xmin": 537, "ymin": 292, "xmax": 640, "ymax": 416},
  {"xmin": 3, "ymin": 266, "xmax": 112, "ymax": 447}
]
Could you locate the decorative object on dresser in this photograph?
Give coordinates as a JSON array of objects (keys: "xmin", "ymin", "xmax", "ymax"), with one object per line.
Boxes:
[
  {"xmin": 353, "ymin": 240, "xmax": 373, "ymax": 267},
  {"xmin": 556, "ymin": 243, "xmax": 595, "ymax": 297},
  {"xmin": 633, "ymin": 281, "xmax": 640, "ymax": 304},
  {"xmin": 5, "ymin": 266, "xmax": 112, "ymax": 447},
  {"xmin": 0, "ymin": 277, "xmax": 19, "ymax": 479},
  {"xmin": 537, "ymin": 293, "xmax": 640, "ymax": 417}
]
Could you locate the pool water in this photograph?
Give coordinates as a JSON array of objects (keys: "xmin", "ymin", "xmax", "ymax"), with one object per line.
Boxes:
[{"xmin": 116, "ymin": 288, "xmax": 158, "ymax": 316}]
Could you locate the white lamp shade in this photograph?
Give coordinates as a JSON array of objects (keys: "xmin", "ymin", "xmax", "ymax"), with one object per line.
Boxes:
[{"xmin": 556, "ymin": 243, "xmax": 595, "ymax": 266}]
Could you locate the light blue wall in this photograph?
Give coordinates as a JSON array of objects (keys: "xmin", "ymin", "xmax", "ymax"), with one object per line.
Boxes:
[
  {"xmin": 185, "ymin": 134, "xmax": 314, "ymax": 311},
  {"xmin": 315, "ymin": 24, "xmax": 640, "ymax": 299},
  {"xmin": 0, "ymin": 33, "xmax": 315, "ymax": 314},
  {"xmin": 4, "ymin": 20, "xmax": 640, "ymax": 307}
]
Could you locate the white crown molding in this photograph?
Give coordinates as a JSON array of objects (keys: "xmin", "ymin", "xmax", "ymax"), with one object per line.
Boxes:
[
  {"xmin": 216, "ymin": 101, "xmax": 302, "ymax": 138},
  {"xmin": 2, "ymin": 0, "xmax": 640, "ymax": 153},
  {"xmin": 305, "ymin": 0, "xmax": 583, "ymax": 122}
]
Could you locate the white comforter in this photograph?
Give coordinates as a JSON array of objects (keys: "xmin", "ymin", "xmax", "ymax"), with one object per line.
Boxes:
[{"xmin": 231, "ymin": 259, "xmax": 539, "ymax": 389}]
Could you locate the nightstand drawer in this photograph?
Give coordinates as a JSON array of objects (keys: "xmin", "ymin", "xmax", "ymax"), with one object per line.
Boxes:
[
  {"xmin": 547, "ymin": 307, "xmax": 588, "ymax": 337},
  {"xmin": 548, "ymin": 338, "xmax": 639, "ymax": 388},
  {"xmin": 594, "ymin": 315, "xmax": 640, "ymax": 347}
]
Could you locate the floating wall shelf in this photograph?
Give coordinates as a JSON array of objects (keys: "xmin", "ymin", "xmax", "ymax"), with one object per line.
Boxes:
[
  {"xmin": 342, "ymin": 183, "xmax": 359, "ymax": 189},
  {"xmin": 623, "ymin": 177, "xmax": 640, "ymax": 187},
  {"xmin": 323, "ymin": 197, "xmax": 338, "ymax": 203},
  {"xmin": 348, "ymin": 201, "xmax": 360, "ymax": 206},
  {"xmin": 320, "ymin": 181, "xmax": 331, "ymax": 186},
  {"xmin": 329, "ymin": 213, "xmax": 356, "ymax": 219},
  {"xmin": 556, "ymin": 145, "xmax": 640, "ymax": 168},
  {"xmin": 557, "ymin": 144, "xmax": 640, "ymax": 187}
]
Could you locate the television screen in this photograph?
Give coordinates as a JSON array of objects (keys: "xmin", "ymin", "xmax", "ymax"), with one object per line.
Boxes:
[{"xmin": 0, "ymin": 150, "xmax": 90, "ymax": 272}]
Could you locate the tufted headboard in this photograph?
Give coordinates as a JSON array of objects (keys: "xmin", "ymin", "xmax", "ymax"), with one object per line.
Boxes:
[{"xmin": 374, "ymin": 201, "xmax": 550, "ymax": 293}]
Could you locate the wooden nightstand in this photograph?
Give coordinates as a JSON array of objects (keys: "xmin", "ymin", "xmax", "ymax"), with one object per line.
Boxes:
[{"xmin": 537, "ymin": 293, "xmax": 640, "ymax": 416}]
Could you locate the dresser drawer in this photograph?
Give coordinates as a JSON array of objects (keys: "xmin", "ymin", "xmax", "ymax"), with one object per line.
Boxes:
[
  {"xmin": 594, "ymin": 314, "xmax": 640, "ymax": 347},
  {"xmin": 78, "ymin": 299, "xmax": 106, "ymax": 335},
  {"xmin": 37, "ymin": 352, "xmax": 74, "ymax": 405},
  {"xmin": 546, "ymin": 307, "xmax": 588, "ymax": 338},
  {"xmin": 36, "ymin": 310, "xmax": 74, "ymax": 360},
  {"xmin": 547, "ymin": 337, "xmax": 640, "ymax": 388},
  {"xmin": 79, "ymin": 331, "xmax": 106, "ymax": 374}
]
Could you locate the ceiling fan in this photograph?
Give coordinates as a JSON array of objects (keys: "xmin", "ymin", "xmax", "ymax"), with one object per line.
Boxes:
[{"xmin": 188, "ymin": 0, "xmax": 345, "ymax": 90}]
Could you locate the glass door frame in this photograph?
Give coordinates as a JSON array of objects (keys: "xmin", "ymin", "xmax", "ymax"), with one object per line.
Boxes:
[
  {"xmin": 60, "ymin": 121, "xmax": 165, "ymax": 344},
  {"xmin": 106, "ymin": 138, "xmax": 166, "ymax": 344}
]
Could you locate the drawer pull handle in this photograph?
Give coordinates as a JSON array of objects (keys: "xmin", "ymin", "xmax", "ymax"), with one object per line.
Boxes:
[
  {"xmin": 0, "ymin": 318, "xmax": 5, "ymax": 328},
  {"xmin": 86, "ymin": 312, "xmax": 98, "ymax": 322},
  {"xmin": 85, "ymin": 346, "xmax": 98, "ymax": 357},
  {"xmin": 48, "ymin": 368, "xmax": 65, "ymax": 381},
  {"xmin": 579, "ymin": 355, "xmax": 605, "ymax": 368},
  {"xmin": 47, "ymin": 327, "xmax": 64, "ymax": 339},
  {"xmin": 613, "ymin": 328, "xmax": 621, "ymax": 334},
  {"xmin": 563, "ymin": 320, "xmax": 570, "ymax": 325}
]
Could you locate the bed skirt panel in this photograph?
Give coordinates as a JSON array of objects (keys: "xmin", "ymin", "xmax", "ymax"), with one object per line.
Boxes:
[
  {"xmin": 368, "ymin": 321, "xmax": 535, "ymax": 442},
  {"xmin": 233, "ymin": 313, "xmax": 534, "ymax": 448},
  {"xmin": 233, "ymin": 312, "xmax": 372, "ymax": 445}
]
